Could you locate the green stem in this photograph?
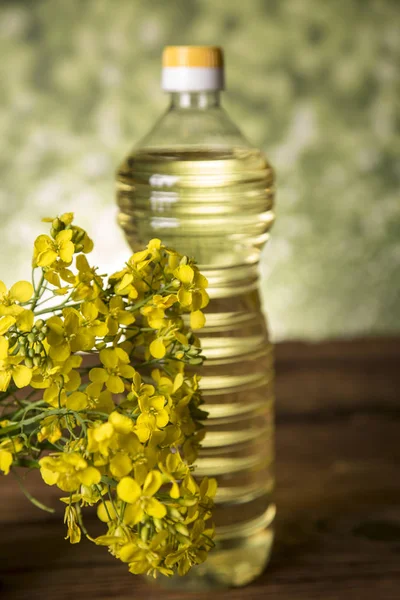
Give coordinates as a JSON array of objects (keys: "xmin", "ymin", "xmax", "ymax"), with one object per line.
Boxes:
[
  {"xmin": 9, "ymin": 400, "xmax": 47, "ymax": 423},
  {"xmin": 30, "ymin": 271, "xmax": 45, "ymax": 312},
  {"xmin": 12, "ymin": 468, "xmax": 55, "ymax": 513},
  {"xmin": 0, "ymin": 408, "xmax": 68, "ymax": 436},
  {"xmin": 35, "ymin": 301, "xmax": 82, "ymax": 316},
  {"xmin": 75, "ymin": 503, "xmax": 89, "ymax": 536}
]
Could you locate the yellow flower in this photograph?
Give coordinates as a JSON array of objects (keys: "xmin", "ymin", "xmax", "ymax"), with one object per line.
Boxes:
[
  {"xmin": 47, "ymin": 308, "xmax": 96, "ymax": 361},
  {"xmin": 141, "ymin": 294, "xmax": 177, "ymax": 329},
  {"xmin": 174, "ymin": 264, "xmax": 195, "ymax": 285},
  {"xmin": 89, "ymin": 347, "xmax": 136, "ymax": 394},
  {"xmin": 151, "ymin": 369, "xmax": 183, "ymax": 396},
  {"xmin": 0, "ymin": 438, "xmax": 23, "ymax": 475},
  {"xmin": 0, "ymin": 448, "xmax": 12, "ymax": 475},
  {"xmin": 117, "ymin": 470, "xmax": 166, "ymax": 524},
  {"xmin": 33, "ymin": 230, "xmax": 75, "ymax": 267},
  {"xmin": 0, "ymin": 280, "xmax": 34, "ymax": 333},
  {"xmin": 80, "ymin": 302, "xmax": 108, "ymax": 337},
  {"xmin": 173, "ymin": 263, "xmax": 209, "ymax": 312},
  {"xmin": 135, "ymin": 395, "xmax": 169, "ymax": 443},
  {"xmin": 112, "ymin": 271, "xmax": 139, "ymax": 300},
  {"xmin": 164, "ymin": 519, "xmax": 215, "ymax": 576},
  {"xmin": 129, "ymin": 371, "xmax": 155, "ymax": 400},
  {"xmin": 0, "ymin": 280, "xmax": 34, "ymax": 315},
  {"xmin": 97, "ymin": 296, "xmax": 135, "ymax": 336},
  {"xmin": 118, "ymin": 530, "xmax": 172, "ymax": 576},
  {"xmin": 87, "ymin": 422, "xmax": 116, "ymax": 457},
  {"xmin": 86, "ymin": 412, "xmax": 140, "ymax": 460},
  {"xmin": 42, "ymin": 212, "xmax": 74, "ymax": 227},
  {"xmin": 85, "ymin": 382, "xmax": 115, "ymax": 414},
  {"xmin": 159, "ymin": 452, "xmax": 190, "ymax": 499},
  {"xmin": 72, "ymin": 255, "xmax": 103, "ymax": 300},
  {"xmin": 182, "ymin": 429, "xmax": 206, "ymax": 465},
  {"xmin": 0, "ymin": 216, "xmax": 216, "ymax": 577},
  {"xmin": 37, "ymin": 415, "xmax": 63, "ymax": 443},
  {"xmin": 0, "ymin": 337, "xmax": 32, "ymax": 391},
  {"xmin": 39, "ymin": 452, "xmax": 101, "ymax": 492},
  {"xmin": 30, "ymin": 354, "xmax": 82, "ymax": 390},
  {"xmin": 64, "ymin": 505, "xmax": 81, "ymax": 544}
]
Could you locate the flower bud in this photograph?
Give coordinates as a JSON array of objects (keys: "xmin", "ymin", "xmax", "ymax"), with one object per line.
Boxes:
[
  {"xmin": 153, "ymin": 518, "xmax": 163, "ymax": 531},
  {"xmin": 74, "ymin": 230, "xmax": 85, "ymax": 243},
  {"xmin": 53, "ymin": 217, "xmax": 62, "ymax": 231},
  {"xmin": 175, "ymin": 523, "xmax": 189, "ymax": 537},
  {"xmin": 33, "ymin": 355, "xmax": 42, "ymax": 367},
  {"xmin": 140, "ymin": 526, "xmax": 149, "ymax": 542}
]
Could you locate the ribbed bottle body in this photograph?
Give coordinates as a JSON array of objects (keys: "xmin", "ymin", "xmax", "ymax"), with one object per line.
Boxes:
[{"xmin": 117, "ymin": 147, "xmax": 275, "ymax": 588}]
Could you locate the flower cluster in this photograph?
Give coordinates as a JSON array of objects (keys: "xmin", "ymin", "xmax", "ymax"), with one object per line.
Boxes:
[{"xmin": 0, "ymin": 214, "xmax": 215, "ymax": 577}]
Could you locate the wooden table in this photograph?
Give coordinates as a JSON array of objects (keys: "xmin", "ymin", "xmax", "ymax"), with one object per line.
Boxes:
[{"xmin": 1, "ymin": 338, "xmax": 400, "ymax": 599}]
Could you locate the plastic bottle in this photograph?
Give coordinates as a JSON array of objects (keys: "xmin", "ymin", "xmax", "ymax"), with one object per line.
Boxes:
[{"xmin": 116, "ymin": 46, "xmax": 275, "ymax": 589}]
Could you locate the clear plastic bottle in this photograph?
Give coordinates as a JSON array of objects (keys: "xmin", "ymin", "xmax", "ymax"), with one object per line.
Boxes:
[{"xmin": 116, "ymin": 46, "xmax": 275, "ymax": 589}]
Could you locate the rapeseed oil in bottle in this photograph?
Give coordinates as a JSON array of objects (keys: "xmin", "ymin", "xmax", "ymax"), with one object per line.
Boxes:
[{"xmin": 116, "ymin": 46, "xmax": 275, "ymax": 589}]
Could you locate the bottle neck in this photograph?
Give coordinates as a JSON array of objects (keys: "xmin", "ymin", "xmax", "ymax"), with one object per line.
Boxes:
[{"xmin": 170, "ymin": 91, "xmax": 221, "ymax": 110}]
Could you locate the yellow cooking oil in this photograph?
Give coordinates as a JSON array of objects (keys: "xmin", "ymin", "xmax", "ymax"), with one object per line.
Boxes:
[{"xmin": 116, "ymin": 145, "xmax": 276, "ymax": 588}]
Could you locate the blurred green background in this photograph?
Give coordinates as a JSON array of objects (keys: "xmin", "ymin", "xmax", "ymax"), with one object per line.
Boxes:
[{"xmin": 0, "ymin": 0, "xmax": 399, "ymax": 340}]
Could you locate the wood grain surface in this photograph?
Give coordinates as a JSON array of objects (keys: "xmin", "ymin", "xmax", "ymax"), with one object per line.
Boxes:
[{"xmin": 1, "ymin": 337, "xmax": 400, "ymax": 599}]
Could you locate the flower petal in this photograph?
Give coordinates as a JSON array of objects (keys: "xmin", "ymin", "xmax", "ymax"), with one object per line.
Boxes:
[
  {"xmin": 108, "ymin": 411, "xmax": 133, "ymax": 434},
  {"xmin": 117, "ymin": 476, "xmax": 141, "ymax": 504},
  {"xmin": 123, "ymin": 503, "xmax": 144, "ymax": 526},
  {"xmin": 0, "ymin": 315, "xmax": 16, "ymax": 335},
  {"xmin": 119, "ymin": 364, "xmax": 136, "ymax": 379},
  {"xmin": 12, "ymin": 365, "xmax": 32, "ymax": 388},
  {"xmin": 106, "ymin": 375, "xmax": 125, "ymax": 394},
  {"xmin": 145, "ymin": 497, "xmax": 167, "ymax": 519},
  {"xmin": 89, "ymin": 368, "xmax": 108, "ymax": 384},
  {"xmin": 37, "ymin": 249, "xmax": 58, "ymax": 267},
  {"xmin": 174, "ymin": 265, "xmax": 194, "ymax": 285},
  {"xmin": 79, "ymin": 466, "xmax": 101, "ymax": 487},
  {"xmin": 110, "ymin": 453, "xmax": 133, "ymax": 478},
  {"xmin": 0, "ymin": 336, "xmax": 9, "ymax": 359},
  {"xmin": 155, "ymin": 409, "xmax": 169, "ymax": 429},
  {"xmin": 9, "ymin": 281, "xmax": 34, "ymax": 303},
  {"xmin": 99, "ymin": 348, "xmax": 118, "ymax": 369},
  {"xmin": 149, "ymin": 339, "xmax": 166, "ymax": 359},
  {"xmin": 0, "ymin": 449, "xmax": 13, "ymax": 475},
  {"xmin": 143, "ymin": 470, "xmax": 163, "ymax": 497},
  {"xmin": 190, "ymin": 310, "xmax": 206, "ymax": 330},
  {"xmin": 49, "ymin": 342, "xmax": 70, "ymax": 362},
  {"xmin": 97, "ymin": 500, "xmax": 117, "ymax": 523},
  {"xmin": 40, "ymin": 467, "xmax": 59, "ymax": 486},
  {"xmin": 16, "ymin": 310, "xmax": 34, "ymax": 332},
  {"xmin": 81, "ymin": 302, "xmax": 98, "ymax": 321},
  {"xmin": 66, "ymin": 391, "xmax": 88, "ymax": 411}
]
